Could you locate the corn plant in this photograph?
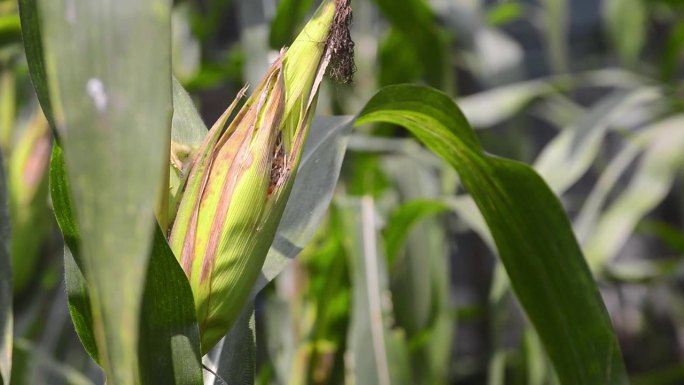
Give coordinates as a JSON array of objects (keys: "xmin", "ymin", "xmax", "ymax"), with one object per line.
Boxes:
[{"xmin": 0, "ymin": 0, "xmax": 644, "ymax": 384}]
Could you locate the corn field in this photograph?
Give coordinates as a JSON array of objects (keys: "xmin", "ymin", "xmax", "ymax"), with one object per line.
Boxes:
[{"xmin": 1, "ymin": 0, "xmax": 684, "ymax": 384}]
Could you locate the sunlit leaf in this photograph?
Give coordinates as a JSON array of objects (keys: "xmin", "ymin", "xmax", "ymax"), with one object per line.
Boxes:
[
  {"xmin": 356, "ymin": 84, "xmax": 628, "ymax": 385},
  {"xmin": 583, "ymin": 115, "xmax": 684, "ymax": 269}
]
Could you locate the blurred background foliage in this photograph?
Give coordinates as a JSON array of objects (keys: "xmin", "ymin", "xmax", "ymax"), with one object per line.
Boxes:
[{"xmin": 2, "ymin": 0, "xmax": 684, "ymax": 384}]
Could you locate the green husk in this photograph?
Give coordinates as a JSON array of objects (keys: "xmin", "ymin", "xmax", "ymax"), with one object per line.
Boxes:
[{"xmin": 168, "ymin": 0, "xmax": 347, "ymax": 353}]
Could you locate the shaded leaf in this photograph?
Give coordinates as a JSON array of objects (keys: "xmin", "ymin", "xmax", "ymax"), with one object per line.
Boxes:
[
  {"xmin": 0, "ymin": 151, "xmax": 12, "ymax": 385},
  {"xmin": 256, "ymin": 115, "xmax": 353, "ymax": 291},
  {"xmin": 205, "ymin": 305, "xmax": 256, "ymax": 385},
  {"xmin": 7, "ymin": 113, "xmax": 51, "ymax": 294},
  {"xmin": 384, "ymin": 198, "xmax": 449, "ymax": 267},
  {"xmin": 604, "ymin": 0, "xmax": 646, "ymax": 66},
  {"xmin": 17, "ymin": 0, "xmax": 55, "ymax": 128},
  {"xmin": 340, "ymin": 197, "xmax": 413, "ymax": 385},
  {"xmin": 269, "ymin": 0, "xmax": 314, "ymax": 49},
  {"xmin": 29, "ymin": 0, "xmax": 174, "ymax": 382},
  {"xmin": 381, "ymin": 158, "xmax": 452, "ymax": 384},
  {"xmin": 371, "ymin": 0, "xmax": 449, "ymax": 88},
  {"xmin": 51, "ymin": 141, "xmax": 203, "ymax": 384}
]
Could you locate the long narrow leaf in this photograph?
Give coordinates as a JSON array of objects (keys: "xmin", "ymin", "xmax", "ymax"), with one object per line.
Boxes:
[
  {"xmin": 17, "ymin": 0, "xmax": 55, "ymax": 128},
  {"xmin": 355, "ymin": 84, "xmax": 628, "ymax": 385},
  {"xmin": 0, "ymin": 151, "xmax": 12, "ymax": 385},
  {"xmin": 583, "ymin": 115, "xmax": 684, "ymax": 268},
  {"xmin": 340, "ymin": 197, "xmax": 412, "ymax": 385},
  {"xmin": 28, "ymin": 1, "xmax": 173, "ymax": 382},
  {"xmin": 50, "ymin": 142, "xmax": 203, "ymax": 384}
]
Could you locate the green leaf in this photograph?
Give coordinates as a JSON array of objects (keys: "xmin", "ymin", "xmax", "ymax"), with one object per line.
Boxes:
[
  {"xmin": 63, "ymin": 247, "xmax": 97, "ymax": 362},
  {"xmin": 257, "ymin": 116, "xmax": 353, "ymax": 291},
  {"xmin": 582, "ymin": 115, "xmax": 684, "ymax": 269},
  {"xmin": 171, "ymin": 76, "xmax": 206, "ymax": 147},
  {"xmin": 381, "ymin": 159, "xmax": 452, "ymax": 384},
  {"xmin": 340, "ymin": 197, "xmax": 413, "ymax": 385},
  {"xmin": 660, "ymin": 19, "xmax": 684, "ymax": 82},
  {"xmin": 0, "ymin": 69, "xmax": 15, "ymax": 152},
  {"xmin": 371, "ymin": 0, "xmax": 450, "ymax": 89},
  {"xmin": 7, "ymin": 113, "xmax": 51, "ymax": 294},
  {"xmin": 384, "ymin": 199, "xmax": 449, "ymax": 267},
  {"xmin": 269, "ymin": 0, "xmax": 315, "ymax": 49},
  {"xmin": 603, "ymin": 0, "xmax": 646, "ymax": 66},
  {"xmin": 534, "ymin": 87, "xmax": 661, "ymax": 195},
  {"xmin": 11, "ymin": 338, "xmax": 94, "ymax": 385},
  {"xmin": 540, "ymin": 0, "xmax": 569, "ymax": 73},
  {"xmin": 0, "ymin": 13, "xmax": 21, "ymax": 48},
  {"xmin": 27, "ymin": 0, "xmax": 173, "ymax": 382},
  {"xmin": 138, "ymin": 228, "xmax": 203, "ymax": 385},
  {"xmin": 205, "ymin": 305, "xmax": 256, "ymax": 385},
  {"xmin": 0, "ymin": 151, "xmax": 12, "ymax": 385},
  {"xmin": 486, "ymin": 2, "xmax": 524, "ymax": 26},
  {"xmin": 51, "ymin": 142, "xmax": 203, "ymax": 384},
  {"xmin": 17, "ymin": 0, "xmax": 55, "ymax": 128},
  {"xmin": 355, "ymin": 84, "xmax": 628, "ymax": 385}
]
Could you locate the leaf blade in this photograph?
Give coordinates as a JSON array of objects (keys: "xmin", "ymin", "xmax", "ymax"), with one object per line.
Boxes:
[
  {"xmin": 30, "ymin": 1, "xmax": 174, "ymax": 382},
  {"xmin": 355, "ymin": 84, "xmax": 628, "ymax": 385}
]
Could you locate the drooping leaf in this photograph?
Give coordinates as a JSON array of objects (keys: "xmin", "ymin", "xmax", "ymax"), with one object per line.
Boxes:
[
  {"xmin": 583, "ymin": 115, "xmax": 684, "ymax": 269},
  {"xmin": 534, "ymin": 87, "xmax": 662, "ymax": 195},
  {"xmin": 355, "ymin": 84, "xmax": 628, "ymax": 385}
]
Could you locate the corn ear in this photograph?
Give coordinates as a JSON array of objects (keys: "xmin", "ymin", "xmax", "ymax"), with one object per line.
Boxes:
[{"xmin": 168, "ymin": 0, "xmax": 351, "ymax": 353}]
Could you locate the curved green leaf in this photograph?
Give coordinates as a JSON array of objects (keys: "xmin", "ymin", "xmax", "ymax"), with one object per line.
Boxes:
[
  {"xmin": 355, "ymin": 84, "xmax": 628, "ymax": 385},
  {"xmin": 583, "ymin": 115, "xmax": 684, "ymax": 269}
]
